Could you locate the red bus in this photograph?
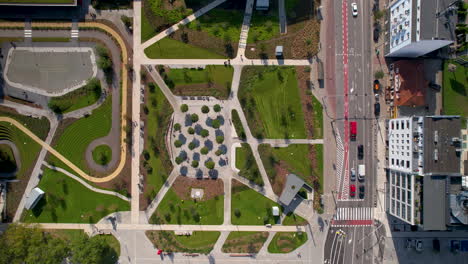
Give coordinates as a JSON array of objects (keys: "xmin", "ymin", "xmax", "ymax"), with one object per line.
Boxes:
[{"xmin": 350, "ymin": 121, "xmax": 357, "ymax": 140}]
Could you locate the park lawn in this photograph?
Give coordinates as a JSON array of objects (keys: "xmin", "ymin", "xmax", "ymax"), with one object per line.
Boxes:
[
  {"xmin": 48, "ymin": 78, "xmax": 102, "ymax": 114},
  {"xmin": 141, "ymin": 5, "xmax": 157, "ymax": 42},
  {"xmin": 32, "ymin": 37, "xmax": 70, "ymax": 42},
  {"xmin": 311, "ymin": 94, "xmax": 323, "ymax": 138},
  {"xmin": 282, "ymin": 212, "xmax": 308, "ymax": 226},
  {"xmin": 144, "ymin": 37, "xmax": 226, "ymax": 59},
  {"xmin": 247, "ymin": 6, "xmax": 280, "ymax": 44},
  {"xmin": 235, "ymin": 143, "xmax": 263, "ymax": 186},
  {"xmin": 22, "ymin": 168, "xmax": 130, "ymax": 223},
  {"xmin": 222, "ymin": 231, "xmax": 269, "ymax": 253},
  {"xmin": 187, "ymin": 8, "xmax": 243, "ymax": 43},
  {"xmin": 239, "ymin": 66, "xmax": 307, "ymax": 139},
  {"xmin": 92, "ymin": 144, "xmax": 112, "ymax": 166},
  {"xmin": 0, "ymin": 143, "xmax": 16, "ymax": 173},
  {"xmin": 443, "ymin": 60, "xmax": 468, "ymax": 126},
  {"xmin": 314, "ymin": 144, "xmax": 323, "ymax": 193},
  {"xmin": 268, "ymin": 232, "xmax": 307, "ymax": 253},
  {"xmin": 231, "ymin": 110, "xmax": 246, "ymax": 140},
  {"xmin": 231, "ymin": 183, "xmax": 281, "ymax": 225},
  {"xmin": 164, "ymin": 65, "xmax": 233, "ymax": 99},
  {"xmin": 150, "ymin": 188, "xmax": 224, "ymax": 225},
  {"xmin": 141, "ymin": 83, "xmax": 173, "ymax": 205},
  {"xmin": 48, "ymin": 96, "xmax": 112, "ymax": 174},
  {"xmin": 146, "ymin": 230, "xmax": 220, "ymax": 254},
  {"xmin": 0, "ymin": 106, "xmax": 50, "ymax": 140},
  {"xmin": 270, "ymin": 145, "xmax": 312, "ymax": 183}
]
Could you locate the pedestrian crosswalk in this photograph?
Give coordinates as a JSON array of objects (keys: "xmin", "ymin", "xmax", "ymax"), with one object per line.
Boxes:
[
  {"xmin": 24, "ymin": 29, "xmax": 32, "ymax": 38},
  {"xmin": 335, "ymin": 127, "xmax": 345, "ymax": 199},
  {"xmin": 334, "ymin": 207, "xmax": 373, "ymax": 221},
  {"xmin": 71, "ymin": 29, "xmax": 79, "ymax": 38}
]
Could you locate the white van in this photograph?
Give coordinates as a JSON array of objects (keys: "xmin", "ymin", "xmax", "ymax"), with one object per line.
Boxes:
[{"xmin": 358, "ymin": 164, "xmax": 365, "ymax": 181}]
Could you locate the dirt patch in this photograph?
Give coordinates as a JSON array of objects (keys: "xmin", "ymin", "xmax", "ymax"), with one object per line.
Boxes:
[
  {"xmin": 222, "ymin": 232, "xmax": 269, "ymax": 253},
  {"xmin": 272, "ymin": 161, "xmax": 289, "ymax": 196},
  {"xmin": 4, "ymin": 96, "xmax": 42, "ymax": 109},
  {"xmin": 296, "ymin": 66, "xmax": 317, "ymax": 139},
  {"xmin": 169, "ymin": 29, "xmax": 238, "ymax": 58},
  {"xmin": 172, "ymin": 176, "xmax": 224, "ymax": 201},
  {"xmin": 146, "ymin": 230, "xmax": 218, "ymax": 254},
  {"xmin": 171, "ymin": 83, "xmax": 230, "ymax": 99}
]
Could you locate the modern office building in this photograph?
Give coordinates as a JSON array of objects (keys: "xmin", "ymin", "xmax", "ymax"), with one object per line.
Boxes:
[
  {"xmin": 384, "ymin": 0, "xmax": 457, "ymax": 57},
  {"xmin": 387, "ymin": 115, "xmax": 464, "ymax": 229}
]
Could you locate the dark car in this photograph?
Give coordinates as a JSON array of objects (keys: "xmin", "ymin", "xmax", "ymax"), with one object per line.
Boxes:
[
  {"xmin": 359, "ymin": 185, "xmax": 365, "ymax": 199},
  {"xmin": 374, "ymin": 103, "xmax": 380, "ymax": 116},
  {"xmin": 433, "ymin": 239, "xmax": 440, "ymax": 252},
  {"xmin": 358, "ymin": 145, "xmax": 364, "ymax": 160}
]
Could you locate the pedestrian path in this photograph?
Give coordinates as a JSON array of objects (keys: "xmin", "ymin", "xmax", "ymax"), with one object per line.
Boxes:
[
  {"xmin": 71, "ymin": 29, "xmax": 79, "ymax": 38},
  {"xmin": 24, "ymin": 29, "xmax": 31, "ymax": 38},
  {"xmin": 331, "ymin": 207, "xmax": 373, "ymax": 227}
]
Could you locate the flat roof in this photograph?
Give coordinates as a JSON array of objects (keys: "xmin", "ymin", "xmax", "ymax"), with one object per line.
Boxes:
[
  {"xmin": 419, "ymin": 0, "xmax": 457, "ymax": 41},
  {"xmin": 423, "ymin": 175, "xmax": 447, "ymax": 230},
  {"xmin": 279, "ymin": 174, "xmax": 305, "ymax": 205},
  {"xmin": 423, "ymin": 116, "xmax": 461, "ymax": 175},
  {"xmin": 24, "ymin": 187, "xmax": 44, "ymax": 210}
]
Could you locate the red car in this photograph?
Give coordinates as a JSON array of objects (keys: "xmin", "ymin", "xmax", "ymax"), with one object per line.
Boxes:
[{"xmin": 350, "ymin": 184, "xmax": 356, "ymax": 197}]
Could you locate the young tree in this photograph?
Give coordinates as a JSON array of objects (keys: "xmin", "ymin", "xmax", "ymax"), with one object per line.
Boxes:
[
  {"xmin": 200, "ymin": 129, "xmax": 209, "ymax": 138},
  {"xmin": 205, "ymin": 160, "xmax": 215, "ymax": 169},
  {"xmin": 212, "ymin": 119, "xmax": 221, "ymax": 129},
  {"xmin": 188, "ymin": 127, "xmax": 195, "ymax": 134},
  {"xmin": 180, "ymin": 104, "xmax": 189, "ymax": 112},
  {"xmin": 216, "ymin": 136, "xmax": 224, "ymax": 144},
  {"xmin": 191, "ymin": 114, "xmax": 199, "ymax": 123},
  {"xmin": 213, "ymin": 104, "xmax": 221, "ymax": 112},
  {"xmin": 201, "ymin": 105, "xmax": 210, "ymax": 113},
  {"xmin": 174, "ymin": 123, "xmax": 181, "ymax": 131}
]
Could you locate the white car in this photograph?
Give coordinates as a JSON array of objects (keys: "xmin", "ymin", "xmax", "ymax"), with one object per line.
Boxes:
[
  {"xmin": 351, "ymin": 3, "xmax": 358, "ymax": 17},
  {"xmin": 415, "ymin": 240, "xmax": 423, "ymax": 252}
]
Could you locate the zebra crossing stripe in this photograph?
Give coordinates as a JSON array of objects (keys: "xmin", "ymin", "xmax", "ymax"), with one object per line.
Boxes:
[
  {"xmin": 71, "ymin": 29, "xmax": 79, "ymax": 38},
  {"xmin": 24, "ymin": 29, "xmax": 32, "ymax": 38}
]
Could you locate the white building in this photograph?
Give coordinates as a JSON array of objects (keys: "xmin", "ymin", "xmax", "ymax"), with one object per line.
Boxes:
[
  {"xmin": 389, "ymin": 170, "xmax": 415, "ymax": 224},
  {"xmin": 385, "ymin": 0, "xmax": 456, "ymax": 57}
]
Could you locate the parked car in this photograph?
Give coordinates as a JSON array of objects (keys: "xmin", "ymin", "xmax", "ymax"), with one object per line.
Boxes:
[
  {"xmin": 405, "ymin": 239, "xmax": 413, "ymax": 249},
  {"xmin": 433, "ymin": 239, "xmax": 440, "ymax": 252},
  {"xmin": 350, "ymin": 168, "xmax": 356, "ymax": 181},
  {"xmin": 359, "ymin": 185, "xmax": 365, "ymax": 199},
  {"xmin": 351, "ymin": 2, "xmax": 358, "ymax": 17},
  {"xmin": 415, "ymin": 240, "xmax": 423, "ymax": 252},
  {"xmin": 350, "ymin": 184, "xmax": 356, "ymax": 197},
  {"xmin": 358, "ymin": 145, "xmax": 364, "ymax": 160},
  {"xmin": 373, "ymin": 79, "xmax": 380, "ymax": 93},
  {"xmin": 374, "ymin": 102, "xmax": 380, "ymax": 116}
]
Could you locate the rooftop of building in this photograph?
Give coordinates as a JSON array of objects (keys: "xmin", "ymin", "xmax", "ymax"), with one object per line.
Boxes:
[
  {"xmin": 389, "ymin": 0, "xmax": 413, "ymax": 53},
  {"xmin": 279, "ymin": 174, "xmax": 305, "ymax": 206},
  {"xmin": 423, "ymin": 116, "xmax": 461, "ymax": 175},
  {"xmin": 423, "ymin": 175, "xmax": 448, "ymax": 231},
  {"xmin": 392, "ymin": 60, "xmax": 427, "ymax": 107},
  {"xmin": 419, "ymin": 0, "xmax": 457, "ymax": 41}
]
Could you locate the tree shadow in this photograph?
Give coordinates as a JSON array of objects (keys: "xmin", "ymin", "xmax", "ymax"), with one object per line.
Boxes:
[{"xmin": 449, "ymin": 79, "xmax": 466, "ymax": 96}]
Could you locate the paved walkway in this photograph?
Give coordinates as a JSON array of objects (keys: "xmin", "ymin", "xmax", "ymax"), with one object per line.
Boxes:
[
  {"xmin": 140, "ymin": 0, "xmax": 227, "ymax": 50},
  {"xmin": 141, "ymin": 58, "xmax": 312, "ymax": 66}
]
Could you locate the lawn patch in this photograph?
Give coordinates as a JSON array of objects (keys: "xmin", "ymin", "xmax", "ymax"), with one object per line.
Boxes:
[
  {"xmin": 268, "ymin": 232, "xmax": 307, "ymax": 253},
  {"xmin": 32, "ymin": 37, "xmax": 70, "ymax": 42},
  {"xmin": 239, "ymin": 66, "xmax": 307, "ymax": 139},
  {"xmin": 146, "ymin": 230, "xmax": 220, "ymax": 254},
  {"xmin": 140, "ymin": 82, "xmax": 174, "ymax": 208},
  {"xmin": 48, "ymin": 78, "xmax": 102, "ymax": 114},
  {"xmin": 149, "ymin": 182, "xmax": 224, "ymax": 225},
  {"xmin": 282, "ymin": 212, "xmax": 308, "ymax": 226},
  {"xmin": 247, "ymin": 5, "xmax": 280, "ymax": 44},
  {"xmin": 443, "ymin": 60, "xmax": 468, "ymax": 126},
  {"xmin": 92, "ymin": 144, "xmax": 112, "ymax": 166},
  {"xmin": 162, "ymin": 65, "xmax": 233, "ymax": 99},
  {"xmin": 144, "ymin": 37, "xmax": 226, "ymax": 59},
  {"xmin": 187, "ymin": 9, "xmax": 243, "ymax": 43},
  {"xmin": 235, "ymin": 143, "xmax": 263, "ymax": 186},
  {"xmin": 222, "ymin": 231, "xmax": 269, "ymax": 253},
  {"xmin": 231, "ymin": 180, "xmax": 280, "ymax": 225},
  {"xmin": 0, "ymin": 106, "xmax": 50, "ymax": 140},
  {"xmin": 231, "ymin": 109, "xmax": 246, "ymax": 140},
  {"xmin": 22, "ymin": 168, "xmax": 130, "ymax": 223}
]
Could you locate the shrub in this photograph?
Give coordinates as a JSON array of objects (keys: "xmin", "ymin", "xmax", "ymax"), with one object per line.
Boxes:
[
  {"xmin": 174, "ymin": 140, "xmax": 182, "ymax": 148},
  {"xmin": 143, "ymin": 150, "xmax": 150, "ymax": 161},
  {"xmin": 234, "ymin": 208, "xmax": 241, "ymax": 218},
  {"xmin": 374, "ymin": 70, "xmax": 384, "ymax": 79},
  {"xmin": 200, "ymin": 129, "xmax": 209, "ymax": 138},
  {"xmin": 216, "ymin": 136, "xmax": 224, "ymax": 144},
  {"xmin": 174, "ymin": 123, "xmax": 181, "ymax": 131},
  {"xmin": 191, "ymin": 160, "xmax": 199, "ymax": 168},
  {"xmin": 188, "ymin": 142, "xmax": 196, "ymax": 150},
  {"xmin": 188, "ymin": 127, "xmax": 195, "ymax": 134},
  {"xmin": 212, "ymin": 119, "xmax": 221, "ymax": 129},
  {"xmin": 175, "ymin": 156, "xmax": 183, "ymax": 164},
  {"xmin": 215, "ymin": 149, "xmax": 222, "ymax": 156},
  {"xmin": 213, "ymin": 104, "xmax": 221, "ymax": 112},
  {"xmin": 148, "ymin": 82, "xmax": 156, "ymax": 93},
  {"xmin": 200, "ymin": 147, "xmax": 209, "ymax": 155},
  {"xmin": 180, "ymin": 104, "xmax": 189, "ymax": 112},
  {"xmin": 205, "ymin": 160, "xmax": 215, "ymax": 169},
  {"xmin": 201, "ymin": 105, "xmax": 210, "ymax": 113},
  {"xmin": 191, "ymin": 114, "xmax": 199, "ymax": 123}
]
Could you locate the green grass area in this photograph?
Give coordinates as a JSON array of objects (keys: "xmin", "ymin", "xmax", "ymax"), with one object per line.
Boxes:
[
  {"xmin": 0, "ymin": 0, "xmax": 74, "ymax": 3},
  {"xmin": 247, "ymin": 8, "xmax": 280, "ymax": 44},
  {"xmin": 0, "ymin": 37, "xmax": 24, "ymax": 44},
  {"xmin": 142, "ymin": 83, "xmax": 173, "ymax": 204},
  {"xmin": 187, "ymin": 9, "xmax": 243, "ymax": 43},
  {"xmin": 222, "ymin": 231, "xmax": 269, "ymax": 253},
  {"xmin": 144, "ymin": 37, "xmax": 226, "ymax": 59},
  {"xmin": 146, "ymin": 230, "xmax": 220, "ymax": 254},
  {"xmin": 141, "ymin": 5, "xmax": 157, "ymax": 43},
  {"xmin": 48, "ymin": 78, "xmax": 101, "ymax": 114},
  {"xmin": 32, "ymin": 37, "xmax": 70, "ymax": 42},
  {"xmin": 235, "ymin": 143, "xmax": 263, "ymax": 186},
  {"xmin": 92, "ymin": 144, "xmax": 112, "ymax": 166},
  {"xmin": 311, "ymin": 94, "xmax": 323, "ymax": 138},
  {"xmin": 282, "ymin": 212, "xmax": 307, "ymax": 226},
  {"xmin": 0, "ymin": 144, "xmax": 16, "ymax": 173},
  {"xmin": 22, "ymin": 168, "xmax": 130, "ymax": 223},
  {"xmin": 150, "ymin": 188, "xmax": 223, "ymax": 225},
  {"xmin": 0, "ymin": 106, "xmax": 50, "ymax": 140},
  {"xmin": 147, "ymin": 0, "xmax": 192, "ymax": 24},
  {"xmin": 443, "ymin": 60, "xmax": 468, "ymax": 127},
  {"xmin": 48, "ymin": 96, "xmax": 112, "ymax": 174},
  {"xmin": 231, "ymin": 183, "xmax": 280, "ymax": 225},
  {"xmin": 268, "ymin": 232, "xmax": 307, "ymax": 253},
  {"xmin": 231, "ymin": 109, "xmax": 246, "ymax": 140},
  {"xmin": 239, "ymin": 66, "xmax": 307, "ymax": 139},
  {"xmin": 163, "ymin": 65, "xmax": 233, "ymax": 99},
  {"xmin": 314, "ymin": 144, "xmax": 323, "ymax": 193}
]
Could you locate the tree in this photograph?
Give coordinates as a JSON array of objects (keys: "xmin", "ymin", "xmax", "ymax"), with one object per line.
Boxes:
[
  {"xmin": 174, "ymin": 140, "xmax": 182, "ymax": 148},
  {"xmin": 174, "ymin": 123, "xmax": 181, "ymax": 131},
  {"xmin": 212, "ymin": 119, "xmax": 221, "ymax": 129},
  {"xmin": 191, "ymin": 114, "xmax": 199, "ymax": 123},
  {"xmin": 188, "ymin": 127, "xmax": 195, "ymax": 134},
  {"xmin": 200, "ymin": 129, "xmax": 209, "ymax": 138},
  {"xmin": 188, "ymin": 142, "xmax": 196, "ymax": 150},
  {"xmin": 200, "ymin": 147, "xmax": 209, "ymax": 155},
  {"xmin": 213, "ymin": 104, "xmax": 221, "ymax": 112},
  {"xmin": 175, "ymin": 156, "xmax": 183, "ymax": 164},
  {"xmin": 374, "ymin": 70, "xmax": 384, "ymax": 79},
  {"xmin": 216, "ymin": 136, "xmax": 224, "ymax": 144},
  {"xmin": 180, "ymin": 104, "xmax": 189, "ymax": 112},
  {"xmin": 215, "ymin": 149, "xmax": 222, "ymax": 156},
  {"xmin": 191, "ymin": 160, "xmax": 199, "ymax": 168},
  {"xmin": 205, "ymin": 160, "xmax": 215, "ymax": 169},
  {"xmin": 201, "ymin": 105, "xmax": 210, "ymax": 113},
  {"xmin": 234, "ymin": 208, "xmax": 241, "ymax": 217},
  {"xmin": 70, "ymin": 234, "xmax": 114, "ymax": 264}
]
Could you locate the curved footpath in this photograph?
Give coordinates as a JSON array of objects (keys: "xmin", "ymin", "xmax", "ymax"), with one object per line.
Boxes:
[{"xmin": 0, "ymin": 21, "xmax": 129, "ymax": 183}]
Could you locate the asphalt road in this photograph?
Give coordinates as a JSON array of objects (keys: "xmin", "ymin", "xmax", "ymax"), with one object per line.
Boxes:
[{"xmin": 324, "ymin": 0, "xmax": 380, "ymax": 263}]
